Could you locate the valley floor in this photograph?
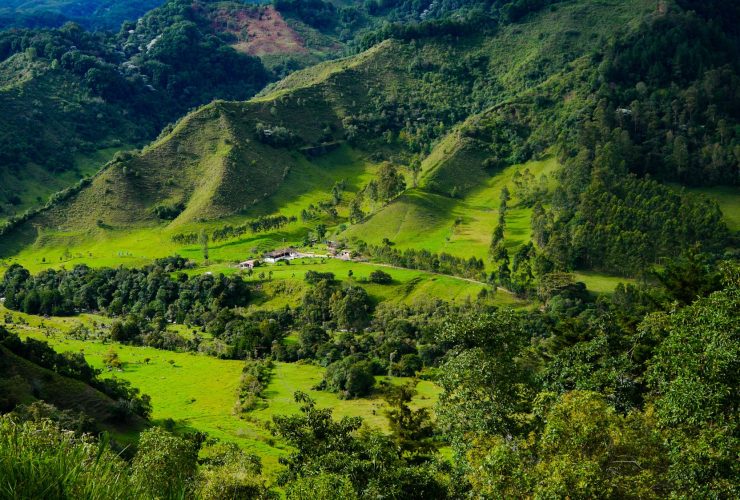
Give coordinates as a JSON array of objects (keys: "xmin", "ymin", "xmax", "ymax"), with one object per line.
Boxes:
[{"xmin": 2, "ymin": 303, "xmax": 441, "ymax": 474}]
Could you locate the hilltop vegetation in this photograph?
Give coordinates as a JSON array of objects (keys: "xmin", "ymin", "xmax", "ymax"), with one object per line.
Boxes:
[{"xmin": 0, "ymin": 0, "xmax": 164, "ymax": 30}]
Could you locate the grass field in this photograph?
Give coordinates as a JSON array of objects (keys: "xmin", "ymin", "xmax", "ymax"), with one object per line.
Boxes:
[
  {"xmin": 199, "ymin": 257, "xmax": 523, "ymax": 307},
  {"xmin": 572, "ymin": 271, "xmax": 634, "ymax": 294},
  {"xmin": 3, "ymin": 304, "xmax": 443, "ymax": 474},
  {"xmin": 345, "ymin": 157, "xmax": 559, "ymax": 259}
]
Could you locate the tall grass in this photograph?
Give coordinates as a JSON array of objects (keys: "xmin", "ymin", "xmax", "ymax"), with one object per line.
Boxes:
[{"xmin": 0, "ymin": 416, "xmax": 137, "ymax": 499}]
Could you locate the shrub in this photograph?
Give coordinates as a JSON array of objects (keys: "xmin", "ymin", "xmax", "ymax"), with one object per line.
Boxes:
[
  {"xmin": 369, "ymin": 269, "xmax": 393, "ymax": 284},
  {"xmin": 304, "ymin": 270, "xmax": 336, "ymax": 284},
  {"xmin": 131, "ymin": 427, "xmax": 198, "ymax": 498},
  {"xmin": 0, "ymin": 416, "xmax": 134, "ymax": 499},
  {"xmin": 323, "ymin": 357, "xmax": 376, "ymax": 399}
]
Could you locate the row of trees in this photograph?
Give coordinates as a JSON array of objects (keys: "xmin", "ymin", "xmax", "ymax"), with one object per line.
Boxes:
[
  {"xmin": 361, "ymin": 242, "xmax": 486, "ymax": 280},
  {"xmin": 172, "ymin": 214, "xmax": 296, "ymax": 245}
]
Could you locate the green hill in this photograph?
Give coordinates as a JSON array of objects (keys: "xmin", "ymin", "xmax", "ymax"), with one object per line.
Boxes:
[
  {"xmin": 0, "ymin": 5, "xmax": 271, "ymax": 224},
  {"xmin": 0, "ymin": 51, "xmax": 149, "ymax": 223},
  {"xmin": 1, "ymin": 0, "xmax": 738, "ymax": 281},
  {"xmin": 0, "ymin": 0, "xmax": 650, "ymax": 238}
]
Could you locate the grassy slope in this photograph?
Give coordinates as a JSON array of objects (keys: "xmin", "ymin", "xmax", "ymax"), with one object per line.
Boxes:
[
  {"xmin": 3, "ymin": 304, "xmax": 440, "ymax": 474},
  {"xmin": 346, "ymin": 156, "xmax": 559, "ymax": 259},
  {"xmin": 0, "ymin": 344, "xmax": 147, "ymax": 440}
]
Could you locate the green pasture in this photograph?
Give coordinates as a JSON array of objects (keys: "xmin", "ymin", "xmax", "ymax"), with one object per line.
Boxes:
[
  {"xmin": 345, "ymin": 156, "xmax": 559, "ymax": 258},
  {"xmin": 3, "ymin": 305, "xmax": 443, "ymax": 474}
]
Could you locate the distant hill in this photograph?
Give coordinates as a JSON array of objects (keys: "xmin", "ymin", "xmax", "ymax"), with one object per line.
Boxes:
[
  {"xmin": 0, "ymin": 4, "xmax": 270, "ymax": 223},
  {"xmin": 0, "ymin": 0, "xmax": 165, "ymax": 30}
]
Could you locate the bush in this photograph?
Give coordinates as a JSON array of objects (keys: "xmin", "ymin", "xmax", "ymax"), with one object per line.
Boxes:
[
  {"xmin": 131, "ymin": 427, "xmax": 198, "ymax": 498},
  {"xmin": 369, "ymin": 269, "xmax": 393, "ymax": 284},
  {"xmin": 234, "ymin": 359, "xmax": 274, "ymax": 414},
  {"xmin": 323, "ymin": 357, "xmax": 376, "ymax": 399},
  {"xmin": 0, "ymin": 416, "xmax": 133, "ymax": 498},
  {"xmin": 255, "ymin": 122, "xmax": 299, "ymax": 147},
  {"xmin": 304, "ymin": 270, "xmax": 335, "ymax": 284},
  {"xmin": 287, "ymin": 473, "xmax": 357, "ymax": 500},
  {"xmin": 393, "ymin": 353, "xmax": 423, "ymax": 376},
  {"xmin": 197, "ymin": 443, "xmax": 270, "ymax": 499}
]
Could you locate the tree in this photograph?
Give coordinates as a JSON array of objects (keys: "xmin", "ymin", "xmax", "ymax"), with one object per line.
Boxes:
[
  {"xmin": 298, "ymin": 325, "xmax": 329, "ymax": 358},
  {"xmin": 197, "ymin": 443, "xmax": 270, "ymax": 499},
  {"xmin": 435, "ymin": 311, "xmax": 531, "ymax": 447},
  {"xmin": 102, "ymin": 348, "xmax": 121, "ymax": 370},
  {"xmin": 287, "ymin": 474, "xmax": 357, "ymax": 500},
  {"xmin": 644, "ymin": 265, "xmax": 739, "ymax": 497},
  {"xmin": 273, "ymin": 392, "xmax": 451, "ymax": 498},
  {"xmin": 302, "ymin": 279, "xmax": 336, "ymax": 325},
  {"xmin": 348, "ymin": 196, "xmax": 365, "ymax": 223},
  {"xmin": 368, "ymin": 269, "xmax": 392, "ymax": 284},
  {"xmin": 499, "ymin": 186, "xmax": 510, "ymax": 223},
  {"xmin": 531, "ymin": 201, "xmax": 549, "ymax": 248},
  {"xmin": 465, "ymin": 391, "xmax": 668, "ymax": 499},
  {"xmin": 323, "ymin": 357, "xmax": 376, "ymax": 398},
  {"xmin": 382, "ymin": 382, "xmax": 436, "ymax": 459},
  {"xmin": 199, "ymin": 229, "xmax": 209, "ymax": 261},
  {"xmin": 410, "ymin": 158, "xmax": 421, "ymax": 187},
  {"xmin": 330, "ymin": 286, "xmax": 371, "ymax": 332},
  {"xmin": 376, "ymin": 163, "xmax": 406, "ymax": 202},
  {"xmin": 489, "ymin": 223, "xmax": 505, "ymax": 257}
]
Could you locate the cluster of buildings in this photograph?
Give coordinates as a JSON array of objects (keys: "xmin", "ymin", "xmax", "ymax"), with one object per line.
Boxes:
[{"xmin": 237, "ymin": 242, "xmax": 353, "ymax": 270}]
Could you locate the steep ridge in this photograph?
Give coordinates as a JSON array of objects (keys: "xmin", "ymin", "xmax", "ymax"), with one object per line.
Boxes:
[
  {"xmin": 4, "ymin": 40, "xmax": 404, "ymax": 238},
  {"xmin": 0, "ymin": 52, "xmax": 149, "ymax": 220}
]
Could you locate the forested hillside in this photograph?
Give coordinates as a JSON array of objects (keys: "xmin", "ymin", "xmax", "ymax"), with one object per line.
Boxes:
[
  {"xmin": 0, "ymin": 0, "xmax": 164, "ymax": 30},
  {"xmin": 0, "ymin": 2, "xmax": 271, "ymax": 221}
]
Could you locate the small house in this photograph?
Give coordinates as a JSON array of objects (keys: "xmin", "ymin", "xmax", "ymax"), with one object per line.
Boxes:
[
  {"xmin": 337, "ymin": 250, "xmax": 352, "ymax": 261},
  {"xmin": 263, "ymin": 248, "xmax": 299, "ymax": 263}
]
